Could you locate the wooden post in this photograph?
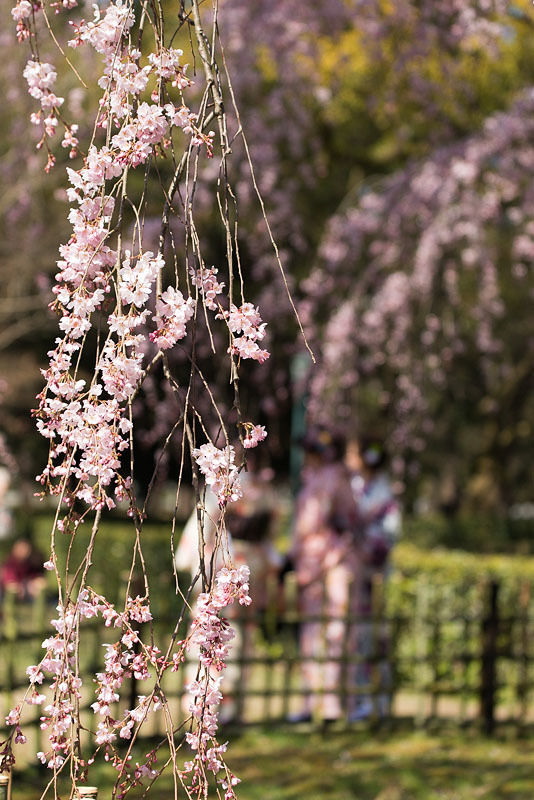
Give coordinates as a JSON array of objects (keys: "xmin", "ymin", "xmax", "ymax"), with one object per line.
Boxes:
[
  {"xmin": 414, "ymin": 577, "xmax": 429, "ymax": 727},
  {"xmin": 339, "ymin": 575, "xmax": 354, "ymax": 720},
  {"xmin": 459, "ymin": 609, "xmax": 471, "ymax": 726},
  {"xmin": 281, "ymin": 571, "xmax": 298, "ymax": 719},
  {"xmin": 370, "ymin": 574, "xmax": 384, "ymax": 724},
  {"xmin": 480, "ymin": 580, "xmax": 499, "ymax": 735},
  {"xmin": 0, "ymin": 773, "xmax": 10, "ymax": 800},
  {"xmin": 516, "ymin": 580, "xmax": 530, "ymax": 731}
]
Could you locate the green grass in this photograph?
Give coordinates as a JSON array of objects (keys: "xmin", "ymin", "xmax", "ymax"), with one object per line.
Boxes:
[
  {"xmin": 12, "ymin": 728, "xmax": 534, "ymax": 799},
  {"xmin": 6, "ymin": 515, "xmax": 534, "ymax": 798}
]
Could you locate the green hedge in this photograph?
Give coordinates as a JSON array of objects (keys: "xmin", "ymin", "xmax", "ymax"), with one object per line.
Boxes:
[
  {"xmin": 394, "ymin": 542, "xmax": 534, "ymax": 581},
  {"xmin": 403, "ymin": 513, "xmax": 534, "ymax": 553},
  {"xmin": 5, "ymin": 513, "xmax": 534, "ymax": 604}
]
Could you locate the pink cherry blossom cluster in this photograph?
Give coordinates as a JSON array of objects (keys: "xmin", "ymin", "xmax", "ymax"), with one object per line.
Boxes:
[
  {"xmin": 219, "ymin": 303, "xmax": 270, "ymax": 363},
  {"xmin": 13, "ymin": 0, "xmax": 270, "ymax": 517},
  {"xmin": 69, "ymin": 0, "xmax": 135, "ymax": 57},
  {"xmin": 2, "ymin": 588, "xmax": 167, "ymax": 778},
  {"xmin": 22, "ymin": 58, "xmax": 69, "ymax": 167},
  {"xmin": 189, "ymin": 567, "xmax": 252, "ymax": 674},
  {"xmin": 11, "ymin": 0, "xmax": 36, "ymax": 41},
  {"xmin": 191, "ymin": 266, "xmax": 225, "ymax": 311},
  {"xmin": 119, "ymin": 251, "xmax": 164, "ymax": 308},
  {"xmin": 180, "ymin": 566, "xmax": 250, "ymax": 797},
  {"xmin": 150, "ymin": 287, "xmax": 196, "ymax": 350},
  {"xmin": 108, "ymin": 104, "xmax": 169, "ymax": 167},
  {"xmin": 148, "ymin": 48, "xmax": 192, "ymax": 89},
  {"xmin": 67, "ymin": 1, "xmax": 214, "ymax": 153},
  {"xmin": 16, "ymin": 0, "xmax": 214, "ymax": 171},
  {"xmin": 242, "ymin": 423, "xmax": 268, "ymax": 449},
  {"xmin": 11, "ymin": 0, "xmax": 32, "ymax": 21},
  {"xmin": 192, "ymin": 443, "xmax": 242, "ymax": 508},
  {"xmin": 9, "ymin": 2, "xmax": 272, "ymax": 797},
  {"xmin": 97, "ymin": 50, "xmax": 150, "ymax": 120},
  {"xmin": 27, "ymin": 3, "xmax": 209, "ymax": 511},
  {"xmin": 3, "ymin": 566, "xmax": 250, "ymax": 798},
  {"xmin": 3, "ymin": 589, "xmax": 100, "ymax": 770},
  {"xmin": 23, "ymin": 60, "xmax": 64, "ymax": 114}
]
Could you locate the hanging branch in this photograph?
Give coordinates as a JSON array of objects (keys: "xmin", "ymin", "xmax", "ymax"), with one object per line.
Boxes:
[{"xmin": 2, "ymin": 2, "xmax": 275, "ymax": 798}]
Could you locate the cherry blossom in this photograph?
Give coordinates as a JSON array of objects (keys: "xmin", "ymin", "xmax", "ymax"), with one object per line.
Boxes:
[
  {"xmin": 243, "ymin": 424, "xmax": 267, "ymax": 449},
  {"xmin": 191, "ymin": 265, "xmax": 225, "ymax": 311},
  {"xmin": 150, "ymin": 287, "xmax": 195, "ymax": 350},
  {"xmin": 23, "ymin": 60, "xmax": 64, "ymax": 112},
  {"xmin": 218, "ymin": 303, "xmax": 270, "ymax": 363},
  {"xmin": 192, "ymin": 443, "xmax": 242, "ymax": 508},
  {"xmin": 7, "ymin": 1, "xmax": 271, "ymax": 796}
]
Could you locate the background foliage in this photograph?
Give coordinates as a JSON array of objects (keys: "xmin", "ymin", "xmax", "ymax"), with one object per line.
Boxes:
[{"xmin": 1, "ymin": 0, "xmax": 534, "ymax": 528}]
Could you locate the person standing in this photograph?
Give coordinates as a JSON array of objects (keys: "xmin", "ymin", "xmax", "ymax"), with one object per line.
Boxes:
[
  {"xmin": 0, "ymin": 537, "xmax": 45, "ymax": 600},
  {"xmin": 290, "ymin": 428, "xmax": 360, "ymax": 722},
  {"xmin": 346, "ymin": 436, "xmax": 401, "ymax": 719},
  {"xmin": 175, "ymin": 464, "xmax": 281, "ymax": 723}
]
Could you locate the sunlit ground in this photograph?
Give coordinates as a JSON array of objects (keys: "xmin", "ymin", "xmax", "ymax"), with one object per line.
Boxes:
[{"xmin": 12, "ymin": 727, "xmax": 534, "ymax": 800}]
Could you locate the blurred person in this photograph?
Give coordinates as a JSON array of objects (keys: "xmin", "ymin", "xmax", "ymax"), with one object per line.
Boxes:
[
  {"xmin": 175, "ymin": 484, "xmax": 236, "ymax": 721},
  {"xmin": 175, "ymin": 459, "xmax": 281, "ymax": 722},
  {"xmin": 175, "ymin": 487, "xmax": 227, "ymax": 592},
  {"xmin": 346, "ymin": 435, "xmax": 401, "ymax": 720},
  {"xmin": 175, "ymin": 459, "xmax": 281, "ymax": 609},
  {"xmin": 0, "ymin": 536, "xmax": 45, "ymax": 600},
  {"xmin": 224, "ymin": 461, "xmax": 283, "ymax": 610},
  {"xmin": 289, "ymin": 427, "xmax": 360, "ymax": 722}
]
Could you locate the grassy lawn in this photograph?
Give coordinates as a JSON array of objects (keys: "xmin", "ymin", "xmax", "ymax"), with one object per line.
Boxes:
[
  {"xmin": 12, "ymin": 727, "xmax": 534, "ymax": 800},
  {"xmin": 6, "ymin": 517, "xmax": 534, "ymax": 798}
]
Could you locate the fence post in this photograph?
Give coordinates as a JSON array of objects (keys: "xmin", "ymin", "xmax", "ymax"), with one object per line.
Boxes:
[
  {"xmin": 370, "ymin": 574, "xmax": 384, "ymax": 724},
  {"xmin": 414, "ymin": 577, "xmax": 429, "ymax": 727},
  {"xmin": 281, "ymin": 571, "xmax": 298, "ymax": 719},
  {"xmin": 480, "ymin": 580, "xmax": 499, "ymax": 735},
  {"xmin": 339, "ymin": 574, "xmax": 354, "ymax": 720},
  {"xmin": 517, "ymin": 580, "xmax": 531, "ymax": 731}
]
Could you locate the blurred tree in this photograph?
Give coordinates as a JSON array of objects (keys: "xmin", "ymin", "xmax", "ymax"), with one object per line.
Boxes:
[
  {"xmin": 217, "ymin": 0, "xmax": 534, "ymax": 511},
  {"xmin": 305, "ymin": 92, "xmax": 534, "ymax": 510},
  {"xmin": 2, "ymin": 0, "xmax": 534, "ymax": 514}
]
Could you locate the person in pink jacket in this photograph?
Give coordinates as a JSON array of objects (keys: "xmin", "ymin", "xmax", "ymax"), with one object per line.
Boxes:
[{"xmin": 290, "ymin": 428, "xmax": 361, "ymax": 722}]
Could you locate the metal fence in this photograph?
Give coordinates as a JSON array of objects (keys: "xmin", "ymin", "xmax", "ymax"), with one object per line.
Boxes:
[{"xmin": 1, "ymin": 569, "xmax": 534, "ymax": 736}]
